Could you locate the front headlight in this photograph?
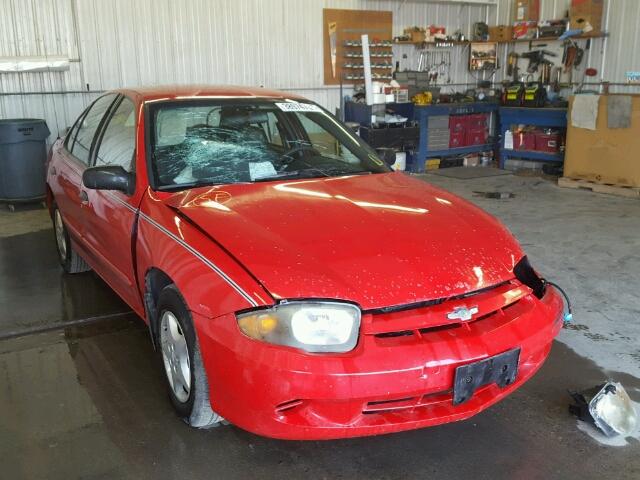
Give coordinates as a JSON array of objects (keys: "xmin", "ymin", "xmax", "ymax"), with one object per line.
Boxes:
[{"xmin": 236, "ymin": 302, "xmax": 361, "ymax": 353}]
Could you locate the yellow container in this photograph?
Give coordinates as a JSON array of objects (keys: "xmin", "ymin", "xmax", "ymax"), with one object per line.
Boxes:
[{"xmin": 425, "ymin": 158, "xmax": 441, "ymax": 170}]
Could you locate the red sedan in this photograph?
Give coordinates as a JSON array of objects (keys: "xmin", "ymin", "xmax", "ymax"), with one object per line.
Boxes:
[{"xmin": 46, "ymin": 86, "xmax": 565, "ymax": 439}]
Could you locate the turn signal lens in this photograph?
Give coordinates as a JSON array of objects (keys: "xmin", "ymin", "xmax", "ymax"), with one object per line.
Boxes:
[{"xmin": 238, "ymin": 313, "xmax": 278, "ymax": 339}]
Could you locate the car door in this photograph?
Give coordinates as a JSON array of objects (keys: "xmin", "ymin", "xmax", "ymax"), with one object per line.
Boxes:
[
  {"xmin": 54, "ymin": 94, "xmax": 119, "ymax": 243},
  {"xmin": 81, "ymin": 95, "xmax": 143, "ymax": 312}
]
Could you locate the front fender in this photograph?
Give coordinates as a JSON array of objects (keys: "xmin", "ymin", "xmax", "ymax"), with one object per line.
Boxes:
[{"xmin": 135, "ymin": 193, "xmax": 273, "ymax": 319}]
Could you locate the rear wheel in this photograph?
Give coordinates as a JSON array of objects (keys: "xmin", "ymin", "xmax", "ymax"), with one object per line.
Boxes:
[
  {"xmin": 157, "ymin": 285, "xmax": 224, "ymax": 428},
  {"xmin": 53, "ymin": 207, "xmax": 91, "ymax": 274}
]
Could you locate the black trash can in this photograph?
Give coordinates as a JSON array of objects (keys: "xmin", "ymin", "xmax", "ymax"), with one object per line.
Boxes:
[{"xmin": 0, "ymin": 118, "xmax": 50, "ymax": 207}]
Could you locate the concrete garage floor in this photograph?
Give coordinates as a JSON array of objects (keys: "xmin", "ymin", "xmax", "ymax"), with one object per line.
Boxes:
[{"xmin": 1, "ymin": 171, "xmax": 639, "ymax": 479}]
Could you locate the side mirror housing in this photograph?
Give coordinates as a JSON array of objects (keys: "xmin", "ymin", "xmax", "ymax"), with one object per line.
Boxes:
[
  {"xmin": 376, "ymin": 148, "xmax": 396, "ymax": 167},
  {"xmin": 83, "ymin": 166, "xmax": 134, "ymax": 195}
]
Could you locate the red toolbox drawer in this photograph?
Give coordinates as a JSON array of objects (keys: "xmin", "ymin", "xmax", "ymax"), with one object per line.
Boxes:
[
  {"xmin": 450, "ymin": 130, "xmax": 466, "ymax": 147},
  {"xmin": 465, "ymin": 128, "xmax": 487, "ymax": 146},
  {"xmin": 513, "ymin": 130, "xmax": 536, "ymax": 150},
  {"xmin": 449, "ymin": 115, "xmax": 469, "ymax": 132},
  {"xmin": 468, "ymin": 113, "xmax": 488, "ymax": 129},
  {"xmin": 535, "ymin": 132, "xmax": 561, "ymax": 152}
]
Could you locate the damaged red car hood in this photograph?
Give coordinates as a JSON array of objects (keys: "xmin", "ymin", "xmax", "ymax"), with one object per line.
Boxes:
[{"xmin": 164, "ymin": 172, "xmax": 523, "ymax": 310}]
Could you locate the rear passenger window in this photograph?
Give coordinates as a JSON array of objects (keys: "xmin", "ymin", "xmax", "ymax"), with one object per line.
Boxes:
[
  {"xmin": 94, "ymin": 98, "xmax": 136, "ymax": 171},
  {"xmin": 64, "ymin": 107, "xmax": 88, "ymax": 151},
  {"xmin": 70, "ymin": 94, "xmax": 117, "ymax": 164}
]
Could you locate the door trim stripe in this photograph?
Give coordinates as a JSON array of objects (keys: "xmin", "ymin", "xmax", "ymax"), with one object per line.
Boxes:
[{"xmin": 105, "ymin": 191, "xmax": 258, "ymax": 307}]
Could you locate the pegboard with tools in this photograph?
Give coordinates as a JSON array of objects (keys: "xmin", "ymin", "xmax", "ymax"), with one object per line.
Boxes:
[
  {"xmin": 503, "ymin": 37, "xmax": 596, "ymax": 87},
  {"xmin": 417, "ymin": 49, "xmax": 452, "ymax": 85}
]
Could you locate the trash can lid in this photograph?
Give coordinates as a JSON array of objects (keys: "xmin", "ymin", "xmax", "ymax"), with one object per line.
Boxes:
[{"xmin": 0, "ymin": 119, "xmax": 50, "ymax": 144}]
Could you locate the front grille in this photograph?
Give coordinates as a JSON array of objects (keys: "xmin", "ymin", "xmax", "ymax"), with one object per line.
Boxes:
[
  {"xmin": 374, "ymin": 330, "xmax": 414, "ymax": 338},
  {"xmin": 373, "ymin": 323, "xmax": 462, "ymax": 340},
  {"xmin": 367, "ymin": 281, "xmax": 530, "ymax": 342},
  {"xmin": 418, "ymin": 323, "xmax": 462, "ymax": 335}
]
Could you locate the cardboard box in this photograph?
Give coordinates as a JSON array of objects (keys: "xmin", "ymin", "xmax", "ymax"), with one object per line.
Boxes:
[
  {"xmin": 565, "ymin": 95, "xmax": 640, "ymax": 187},
  {"xmin": 513, "ymin": 0, "xmax": 540, "ymax": 22},
  {"xmin": 570, "ymin": 0, "xmax": 603, "ymax": 33},
  {"xmin": 513, "ymin": 21, "xmax": 537, "ymax": 39},
  {"xmin": 463, "ymin": 155, "xmax": 480, "ymax": 167},
  {"xmin": 404, "ymin": 27, "xmax": 426, "ymax": 43},
  {"xmin": 489, "ymin": 26, "xmax": 513, "ymax": 42}
]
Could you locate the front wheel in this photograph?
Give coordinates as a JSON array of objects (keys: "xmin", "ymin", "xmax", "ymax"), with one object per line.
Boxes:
[{"xmin": 156, "ymin": 285, "xmax": 224, "ymax": 428}]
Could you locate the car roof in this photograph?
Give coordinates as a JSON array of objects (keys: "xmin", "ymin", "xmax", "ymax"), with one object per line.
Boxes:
[{"xmin": 114, "ymin": 85, "xmax": 307, "ymax": 103}]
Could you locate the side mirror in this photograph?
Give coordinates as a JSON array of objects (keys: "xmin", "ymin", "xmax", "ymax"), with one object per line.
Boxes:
[
  {"xmin": 376, "ymin": 148, "xmax": 396, "ymax": 166},
  {"xmin": 83, "ymin": 166, "xmax": 134, "ymax": 195}
]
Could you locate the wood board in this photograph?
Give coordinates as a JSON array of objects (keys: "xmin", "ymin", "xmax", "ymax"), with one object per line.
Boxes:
[
  {"xmin": 558, "ymin": 177, "xmax": 640, "ymax": 199},
  {"xmin": 564, "ymin": 94, "xmax": 640, "ymax": 188},
  {"xmin": 322, "ymin": 8, "xmax": 393, "ymax": 86}
]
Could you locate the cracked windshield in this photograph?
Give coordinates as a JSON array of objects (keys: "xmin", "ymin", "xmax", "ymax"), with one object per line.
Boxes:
[{"xmin": 150, "ymin": 100, "xmax": 389, "ymax": 190}]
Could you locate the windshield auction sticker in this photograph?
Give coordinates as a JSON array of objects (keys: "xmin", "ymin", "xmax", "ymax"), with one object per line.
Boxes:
[{"xmin": 275, "ymin": 102, "xmax": 323, "ymax": 113}]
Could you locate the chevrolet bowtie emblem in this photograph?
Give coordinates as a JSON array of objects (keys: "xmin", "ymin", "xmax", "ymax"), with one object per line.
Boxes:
[{"xmin": 446, "ymin": 306, "xmax": 479, "ymax": 322}]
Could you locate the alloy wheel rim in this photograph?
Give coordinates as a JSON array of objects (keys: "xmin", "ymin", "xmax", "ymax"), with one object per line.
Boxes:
[
  {"xmin": 160, "ymin": 311, "xmax": 191, "ymax": 403},
  {"xmin": 54, "ymin": 210, "xmax": 67, "ymax": 261}
]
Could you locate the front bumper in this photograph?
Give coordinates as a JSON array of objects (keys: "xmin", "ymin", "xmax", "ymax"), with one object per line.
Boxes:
[{"xmin": 194, "ymin": 284, "xmax": 564, "ymax": 440}]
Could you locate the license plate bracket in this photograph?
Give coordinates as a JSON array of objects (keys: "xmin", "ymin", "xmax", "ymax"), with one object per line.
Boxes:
[{"xmin": 453, "ymin": 348, "xmax": 521, "ymax": 406}]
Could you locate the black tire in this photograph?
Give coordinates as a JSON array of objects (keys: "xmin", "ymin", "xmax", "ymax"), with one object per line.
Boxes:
[
  {"xmin": 52, "ymin": 206, "xmax": 91, "ymax": 274},
  {"xmin": 156, "ymin": 284, "xmax": 224, "ymax": 428}
]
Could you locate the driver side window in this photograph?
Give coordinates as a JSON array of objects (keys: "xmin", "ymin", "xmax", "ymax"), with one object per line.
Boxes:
[
  {"xmin": 94, "ymin": 98, "xmax": 136, "ymax": 172},
  {"xmin": 68, "ymin": 94, "xmax": 118, "ymax": 165}
]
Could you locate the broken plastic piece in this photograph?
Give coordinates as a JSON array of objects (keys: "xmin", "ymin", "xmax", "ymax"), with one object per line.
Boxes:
[{"xmin": 569, "ymin": 381, "xmax": 638, "ymax": 437}]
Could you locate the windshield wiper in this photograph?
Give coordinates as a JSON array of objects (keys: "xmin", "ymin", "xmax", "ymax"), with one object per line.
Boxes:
[
  {"xmin": 251, "ymin": 170, "xmax": 323, "ymax": 182},
  {"xmin": 158, "ymin": 180, "xmax": 225, "ymax": 192},
  {"xmin": 306, "ymin": 164, "xmax": 373, "ymax": 177}
]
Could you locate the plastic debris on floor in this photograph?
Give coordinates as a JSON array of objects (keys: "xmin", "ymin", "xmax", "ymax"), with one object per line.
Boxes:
[{"xmin": 570, "ymin": 381, "xmax": 639, "ymax": 445}]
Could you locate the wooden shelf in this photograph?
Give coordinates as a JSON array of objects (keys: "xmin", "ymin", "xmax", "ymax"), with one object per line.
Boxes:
[
  {"xmin": 344, "ymin": 44, "xmax": 393, "ymax": 48},
  {"xmin": 503, "ymin": 32, "xmax": 608, "ymax": 43},
  {"xmin": 394, "ymin": 40, "xmax": 469, "ymax": 46},
  {"xmin": 393, "ymin": 32, "xmax": 607, "ymax": 47}
]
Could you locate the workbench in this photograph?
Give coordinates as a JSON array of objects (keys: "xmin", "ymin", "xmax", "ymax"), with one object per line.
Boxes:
[
  {"xmin": 344, "ymin": 101, "xmax": 499, "ymax": 173},
  {"xmin": 413, "ymin": 102, "xmax": 499, "ymax": 173},
  {"xmin": 498, "ymin": 107, "xmax": 567, "ymax": 169}
]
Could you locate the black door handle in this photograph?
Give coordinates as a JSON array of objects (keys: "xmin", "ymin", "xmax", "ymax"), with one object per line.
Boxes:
[{"xmin": 80, "ymin": 190, "xmax": 89, "ymax": 205}]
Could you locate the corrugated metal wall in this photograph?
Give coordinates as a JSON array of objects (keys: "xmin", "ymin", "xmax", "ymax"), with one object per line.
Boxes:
[
  {"xmin": 0, "ymin": 0, "xmax": 491, "ymax": 139},
  {"xmin": 1, "ymin": 0, "xmax": 638, "ymax": 141}
]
